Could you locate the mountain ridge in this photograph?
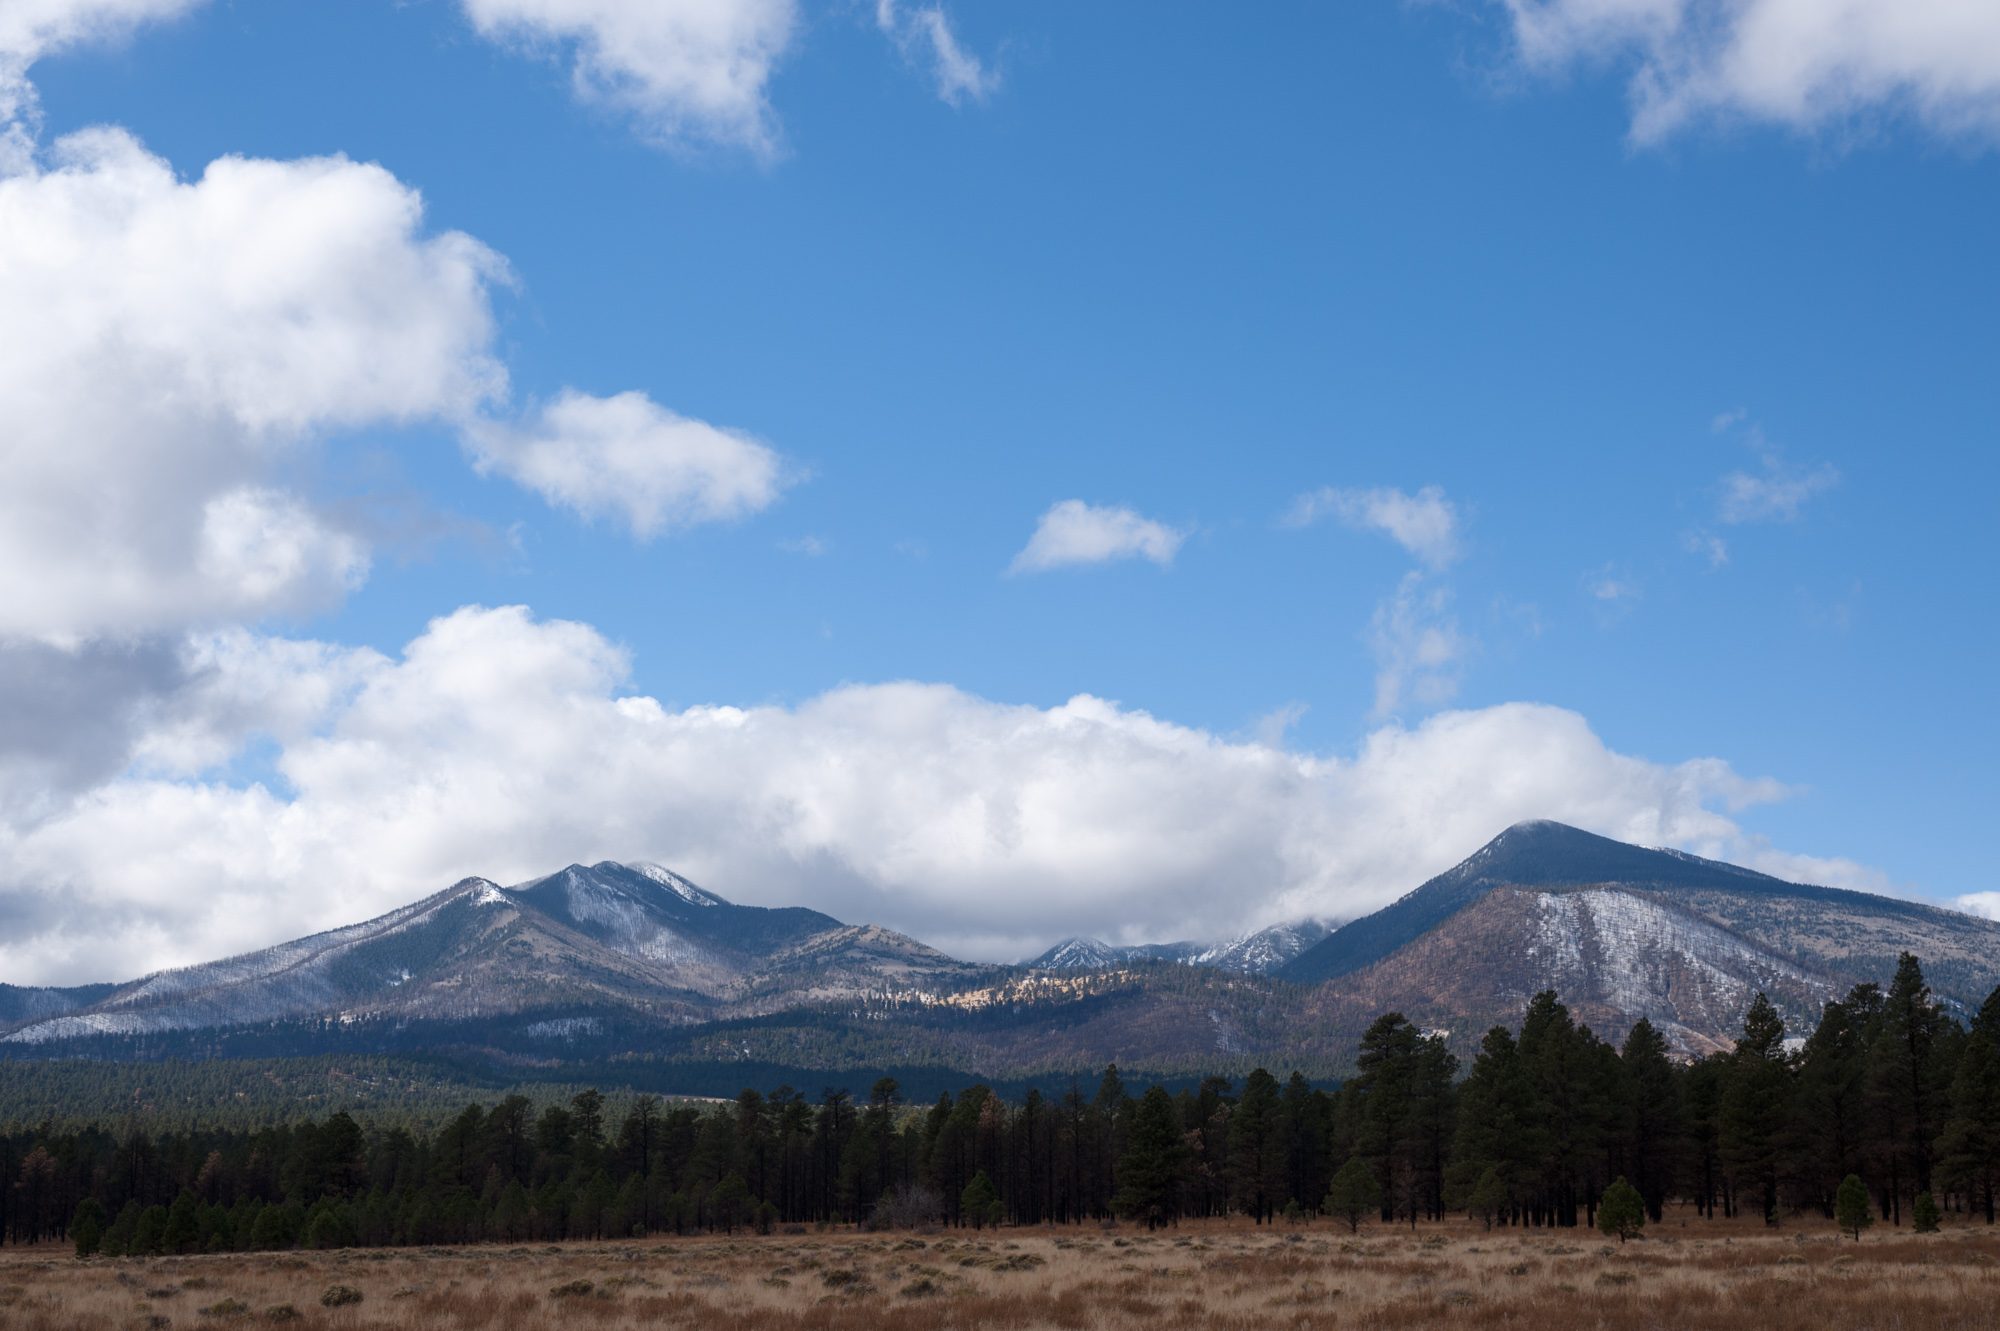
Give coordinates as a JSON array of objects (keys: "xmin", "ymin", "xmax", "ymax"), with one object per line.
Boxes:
[{"xmin": 5, "ymin": 824, "xmax": 1995, "ymax": 1072}]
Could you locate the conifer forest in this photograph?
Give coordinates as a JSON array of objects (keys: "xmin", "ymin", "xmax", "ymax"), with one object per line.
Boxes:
[{"xmin": 7, "ymin": 952, "xmax": 1997, "ymax": 1255}]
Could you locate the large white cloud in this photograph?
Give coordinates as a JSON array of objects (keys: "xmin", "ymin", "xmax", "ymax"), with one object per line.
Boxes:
[
  {"xmin": 0, "ymin": 604, "xmax": 1883, "ymax": 985},
  {"xmin": 0, "ymin": 128, "xmax": 793, "ymax": 644},
  {"xmin": 1498, "ymin": 0, "xmax": 2000, "ymax": 142},
  {"xmin": 0, "ymin": 128, "xmax": 505, "ymax": 642}
]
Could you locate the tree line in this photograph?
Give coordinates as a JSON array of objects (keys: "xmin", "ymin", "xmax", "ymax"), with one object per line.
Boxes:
[{"xmin": 5, "ymin": 952, "xmax": 1997, "ymax": 1252}]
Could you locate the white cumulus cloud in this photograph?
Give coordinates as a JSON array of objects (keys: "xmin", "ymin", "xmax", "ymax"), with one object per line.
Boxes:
[
  {"xmin": 466, "ymin": 390, "xmax": 790, "ymax": 539},
  {"xmin": 0, "ymin": 128, "xmax": 506, "ymax": 642},
  {"xmin": 1497, "ymin": 0, "xmax": 2000, "ymax": 143},
  {"xmin": 0, "ymin": 604, "xmax": 1886, "ymax": 985},
  {"xmin": 459, "ymin": 0, "xmax": 798, "ymax": 155},
  {"xmin": 1957, "ymin": 893, "xmax": 2000, "ymax": 923},
  {"xmin": 1009, "ymin": 500, "xmax": 1187, "ymax": 574},
  {"xmin": 0, "ymin": 127, "xmax": 797, "ymax": 644}
]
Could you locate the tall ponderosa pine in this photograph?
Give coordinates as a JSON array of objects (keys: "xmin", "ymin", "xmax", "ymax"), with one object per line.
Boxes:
[
  {"xmin": 1280, "ymin": 1072, "xmax": 1330, "ymax": 1219},
  {"xmin": 1720, "ymin": 992, "xmax": 1791, "ymax": 1225},
  {"xmin": 1112, "ymin": 1086, "xmax": 1187, "ymax": 1230},
  {"xmin": 1227, "ymin": 1069, "xmax": 1286, "ymax": 1223},
  {"xmin": 1791, "ymin": 985, "xmax": 1880, "ymax": 1217},
  {"xmin": 1350, "ymin": 1012, "xmax": 1456, "ymax": 1225},
  {"xmin": 1866, "ymin": 953, "xmax": 1951, "ymax": 1223},
  {"xmin": 1450, "ymin": 1026, "xmax": 1533, "ymax": 1225},
  {"xmin": 1516, "ymin": 992, "xmax": 1618, "ymax": 1229},
  {"xmin": 1619, "ymin": 1018, "xmax": 1682, "ymax": 1222},
  {"xmin": 1350, "ymin": 1012, "xmax": 1419, "ymax": 1221}
]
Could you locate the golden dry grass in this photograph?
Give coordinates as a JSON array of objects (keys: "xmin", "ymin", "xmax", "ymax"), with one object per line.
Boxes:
[{"xmin": 3, "ymin": 1213, "xmax": 1997, "ymax": 1330}]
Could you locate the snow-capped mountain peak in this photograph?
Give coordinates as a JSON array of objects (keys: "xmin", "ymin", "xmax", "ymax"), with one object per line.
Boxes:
[
  {"xmin": 1027, "ymin": 919, "xmax": 1338, "ymax": 975},
  {"xmin": 1029, "ymin": 937, "xmax": 1123, "ymax": 970},
  {"xmin": 627, "ymin": 862, "xmax": 726, "ymax": 908}
]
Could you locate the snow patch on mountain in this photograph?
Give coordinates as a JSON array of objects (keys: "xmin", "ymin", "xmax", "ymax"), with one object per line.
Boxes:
[
  {"xmin": 1193, "ymin": 919, "xmax": 1338, "ymax": 973},
  {"xmin": 1526, "ymin": 888, "xmax": 1832, "ymax": 1025}
]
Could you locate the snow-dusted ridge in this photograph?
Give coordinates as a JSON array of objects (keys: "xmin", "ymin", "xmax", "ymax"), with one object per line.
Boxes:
[
  {"xmin": 628, "ymin": 862, "xmax": 725, "ymax": 907},
  {"xmin": 1028, "ymin": 919, "xmax": 1338, "ymax": 976}
]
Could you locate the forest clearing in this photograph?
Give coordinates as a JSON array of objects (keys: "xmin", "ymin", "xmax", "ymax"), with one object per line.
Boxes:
[{"xmin": 2, "ymin": 1213, "xmax": 1996, "ymax": 1331}]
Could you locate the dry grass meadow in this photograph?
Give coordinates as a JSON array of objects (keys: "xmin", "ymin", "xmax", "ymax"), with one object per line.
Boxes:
[{"xmin": 3, "ymin": 1214, "xmax": 1998, "ymax": 1330}]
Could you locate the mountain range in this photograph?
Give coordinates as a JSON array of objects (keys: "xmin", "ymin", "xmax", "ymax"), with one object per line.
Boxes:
[
  {"xmin": 4, "ymin": 822, "xmax": 1996, "ymax": 1088},
  {"xmin": 1027, "ymin": 918, "xmax": 1337, "ymax": 975}
]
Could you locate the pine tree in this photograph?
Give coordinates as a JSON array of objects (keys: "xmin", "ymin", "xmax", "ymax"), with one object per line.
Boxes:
[
  {"xmin": 1226, "ymin": 1068, "xmax": 1285, "ymax": 1223},
  {"xmin": 162, "ymin": 1189, "xmax": 202, "ymax": 1254},
  {"xmin": 1325, "ymin": 1156, "xmax": 1379, "ymax": 1233},
  {"xmin": 1597, "ymin": 1176, "xmax": 1645, "ymax": 1243},
  {"xmin": 1619, "ymin": 1018, "xmax": 1682, "ymax": 1221},
  {"xmin": 1112, "ymin": 1086, "xmax": 1187, "ymax": 1229},
  {"xmin": 1913, "ymin": 1191, "xmax": 1941, "ymax": 1234},
  {"xmin": 1352, "ymin": 1013, "xmax": 1420, "ymax": 1222},
  {"xmin": 1940, "ymin": 984, "xmax": 2000, "ymax": 1223},
  {"xmin": 1281, "ymin": 1072, "xmax": 1331, "ymax": 1218},
  {"xmin": 1467, "ymin": 1166, "xmax": 1507, "ymax": 1230},
  {"xmin": 1791, "ymin": 986, "xmax": 1879, "ymax": 1217},
  {"xmin": 1721, "ymin": 993, "xmax": 1791, "ymax": 1226},
  {"xmin": 71, "ymin": 1198, "xmax": 106, "ymax": 1258},
  {"xmin": 1836, "ymin": 1173, "xmax": 1873, "ymax": 1242},
  {"xmin": 1449, "ymin": 1026, "xmax": 1534, "ymax": 1224},
  {"xmin": 1868, "ymin": 954, "xmax": 1949, "ymax": 1219},
  {"xmin": 959, "ymin": 1170, "xmax": 1002, "ymax": 1229}
]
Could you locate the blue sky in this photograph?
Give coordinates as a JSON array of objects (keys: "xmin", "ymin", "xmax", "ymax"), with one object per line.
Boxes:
[{"xmin": 1, "ymin": 1, "xmax": 1995, "ymax": 982}]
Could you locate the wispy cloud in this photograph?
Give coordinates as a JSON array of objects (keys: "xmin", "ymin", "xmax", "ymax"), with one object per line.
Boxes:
[
  {"xmin": 874, "ymin": 0, "xmax": 998, "ymax": 107},
  {"xmin": 1288, "ymin": 484, "xmax": 1472, "ymax": 716},
  {"xmin": 1717, "ymin": 455, "xmax": 1841, "ymax": 525},
  {"xmin": 1586, "ymin": 566, "xmax": 1641, "ymax": 603},
  {"xmin": 1369, "ymin": 571, "xmax": 1471, "ymax": 717},
  {"xmin": 1285, "ymin": 484, "xmax": 1462, "ymax": 571},
  {"xmin": 1683, "ymin": 416, "xmax": 1839, "ymax": 568}
]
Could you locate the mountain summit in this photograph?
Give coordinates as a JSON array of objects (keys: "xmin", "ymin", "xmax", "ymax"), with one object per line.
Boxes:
[
  {"xmin": 1285, "ymin": 820, "xmax": 1998, "ymax": 1054},
  {"xmin": 1279, "ymin": 820, "xmax": 1787, "ymax": 985},
  {"xmin": 0, "ymin": 863, "xmax": 971, "ymax": 1046}
]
